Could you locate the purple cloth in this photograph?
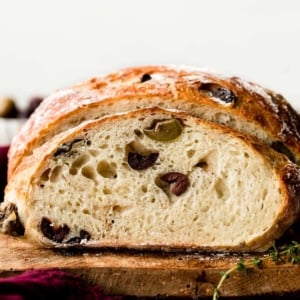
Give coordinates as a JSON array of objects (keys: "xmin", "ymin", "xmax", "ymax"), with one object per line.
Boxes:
[
  {"xmin": 0, "ymin": 146, "xmax": 9, "ymax": 202},
  {"xmin": 0, "ymin": 269, "xmax": 122, "ymax": 300}
]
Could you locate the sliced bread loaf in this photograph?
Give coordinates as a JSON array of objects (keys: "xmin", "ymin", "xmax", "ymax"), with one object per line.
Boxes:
[{"xmin": 2, "ymin": 107, "xmax": 300, "ymax": 252}]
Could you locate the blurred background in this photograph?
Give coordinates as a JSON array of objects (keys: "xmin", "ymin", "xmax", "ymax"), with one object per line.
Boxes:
[{"xmin": 0, "ymin": 0, "xmax": 299, "ymax": 109}]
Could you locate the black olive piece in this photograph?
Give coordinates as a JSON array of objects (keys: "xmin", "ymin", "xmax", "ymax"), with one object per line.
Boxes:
[
  {"xmin": 140, "ymin": 73, "xmax": 152, "ymax": 83},
  {"xmin": 54, "ymin": 143, "xmax": 73, "ymax": 156},
  {"xmin": 79, "ymin": 229, "xmax": 91, "ymax": 240},
  {"xmin": 54, "ymin": 138, "xmax": 88, "ymax": 157},
  {"xmin": 65, "ymin": 236, "xmax": 82, "ymax": 244},
  {"xmin": 128, "ymin": 152, "xmax": 159, "ymax": 170},
  {"xmin": 271, "ymin": 141, "xmax": 295, "ymax": 163},
  {"xmin": 40, "ymin": 217, "xmax": 70, "ymax": 243},
  {"xmin": 200, "ymin": 83, "xmax": 237, "ymax": 104},
  {"xmin": 65, "ymin": 229, "xmax": 91, "ymax": 244},
  {"xmin": 0, "ymin": 203, "xmax": 25, "ymax": 236},
  {"xmin": 160, "ymin": 172, "xmax": 189, "ymax": 196}
]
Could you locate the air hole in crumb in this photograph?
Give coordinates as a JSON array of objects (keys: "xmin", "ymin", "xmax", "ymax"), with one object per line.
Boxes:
[
  {"xmin": 70, "ymin": 154, "xmax": 91, "ymax": 175},
  {"xmin": 187, "ymin": 149, "xmax": 196, "ymax": 158},
  {"xmin": 192, "ymin": 216, "xmax": 199, "ymax": 222},
  {"xmin": 89, "ymin": 149, "xmax": 100, "ymax": 156},
  {"xmin": 83, "ymin": 208, "xmax": 90, "ymax": 214},
  {"xmin": 262, "ymin": 189, "xmax": 267, "ymax": 200},
  {"xmin": 81, "ymin": 165, "xmax": 96, "ymax": 180},
  {"xmin": 72, "ymin": 154, "xmax": 90, "ymax": 169},
  {"xmin": 215, "ymin": 178, "xmax": 229, "ymax": 200},
  {"xmin": 195, "ymin": 160, "xmax": 208, "ymax": 169},
  {"xmin": 50, "ymin": 166, "xmax": 62, "ymax": 182},
  {"xmin": 69, "ymin": 167, "xmax": 77, "ymax": 175},
  {"xmin": 115, "ymin": 145, "xmax": 122, "ymax": 153},
  {"xmin": 112, "ymin": 205, "xmax": 122, "ymax": 213},
  {"xmin": 97, "ymin": 160, "xmax": 117, "ymax": 179},
  {"xmin": 41, "ymin": 168, "xmax": 51, "ymax": 181},
  {"xmin": 141, "ymin": 185, "xmax": 147, "ymax": 193},
  {"xmin": 103, "ymin": 188, "xmax": 112, "ymax": 195}
]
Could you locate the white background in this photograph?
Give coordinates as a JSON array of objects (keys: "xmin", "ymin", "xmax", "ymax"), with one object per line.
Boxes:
[{"xmin": 0, "ymin": 0, "xmax": 300, "ymax": 109}]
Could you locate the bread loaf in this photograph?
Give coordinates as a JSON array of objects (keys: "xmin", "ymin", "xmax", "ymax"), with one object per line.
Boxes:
[
  {"xmin": 1, "ymin": 107, "xmax": 300, "ymax": 251},
  {"xmin": 2, "ymin": 65, "xmax": 300, "ymax": 252},
  {"xmin": 7, "ymin": 66, "xmax": 300, "ymax": 181}
]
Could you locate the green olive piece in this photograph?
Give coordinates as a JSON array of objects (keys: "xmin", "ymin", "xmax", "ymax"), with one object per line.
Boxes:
[{"xmin": 143, "ymin": 119, "xmax": 183, "ymax": 142}]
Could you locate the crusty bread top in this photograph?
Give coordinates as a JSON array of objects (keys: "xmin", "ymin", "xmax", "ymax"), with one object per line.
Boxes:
[{"xmin": 7, "ymin": 65, "xmax": 300, "ymax": 180}]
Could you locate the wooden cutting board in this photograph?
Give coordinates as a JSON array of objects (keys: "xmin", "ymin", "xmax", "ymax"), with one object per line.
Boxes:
[{"xmin": 0, "ymin": 233, "xmax": 299, "ymax": 299}]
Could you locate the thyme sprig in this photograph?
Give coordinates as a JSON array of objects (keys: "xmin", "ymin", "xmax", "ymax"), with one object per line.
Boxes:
[
  {"xmin": 270, "ymin": 241, "xmax": 300, "ymax": 264},
  {"xmin": 213, "ymin": 241, "xmax": 300, "ymax": 300}
]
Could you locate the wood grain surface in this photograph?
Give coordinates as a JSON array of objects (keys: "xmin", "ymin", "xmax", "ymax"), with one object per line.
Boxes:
[{"xmin": 0, "ymin": 233, "xmax": 299, "ymax": 299}]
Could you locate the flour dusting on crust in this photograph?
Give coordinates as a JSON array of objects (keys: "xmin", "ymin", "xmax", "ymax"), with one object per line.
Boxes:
[{"xmin": 234, "ymin": 78, "xmax": 279, "ymax": 113}]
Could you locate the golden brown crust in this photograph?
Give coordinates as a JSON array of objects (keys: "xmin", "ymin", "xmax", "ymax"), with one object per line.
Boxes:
[{"xmin": 8, "ymin": 65, "xmax": 300, "ymax": 181}]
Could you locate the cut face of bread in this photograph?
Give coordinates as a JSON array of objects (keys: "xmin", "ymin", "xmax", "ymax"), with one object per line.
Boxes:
[{"xmin": 3, "ymin": 108, "xmax": 299, "ymax": 252}]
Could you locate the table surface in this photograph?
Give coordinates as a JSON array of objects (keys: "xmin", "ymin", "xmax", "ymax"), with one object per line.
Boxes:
[{"xmin": 0, "ymin": 233, "xmax": 299, "ymax": 299}]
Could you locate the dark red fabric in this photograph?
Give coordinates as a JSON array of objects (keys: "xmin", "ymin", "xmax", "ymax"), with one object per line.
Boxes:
[
  {"xmin": 0, "ymin": 269, "xmax": 122, "ymax": 300},
  {"xmin": 0, "ymin": 145, "xmax": 9, "ymax": 202}
]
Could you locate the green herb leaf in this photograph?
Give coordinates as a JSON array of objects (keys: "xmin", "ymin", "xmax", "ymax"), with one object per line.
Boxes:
[
  {"xmin": 269, "ymin": 243, "xmax": 280, "ymax": 262},
  {"xmin": 252, "ymin": 257, "xmax": 262, "ymax": 268},
  {"xmin": 236, "ymin": 258, "xmax": 246, "ymax": 272},
  {"xmin": 213, "ymin": 241, "xmax": 300, "ymax": 300}
]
